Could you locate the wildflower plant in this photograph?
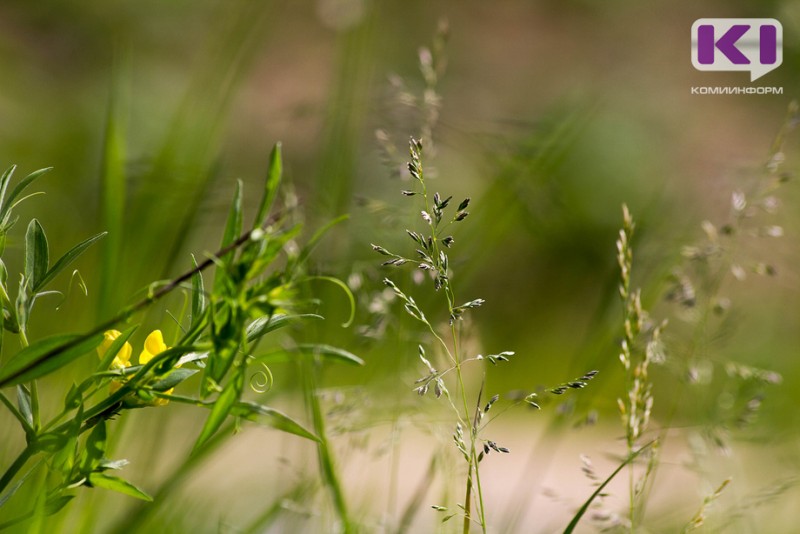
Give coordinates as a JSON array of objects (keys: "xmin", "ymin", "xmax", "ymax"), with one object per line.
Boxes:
[{"xmin": 0, "ymin": 144, "xmax": 354, "ymax": 529}]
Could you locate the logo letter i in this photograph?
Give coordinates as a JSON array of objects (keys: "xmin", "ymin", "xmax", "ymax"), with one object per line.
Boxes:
[{"xmin": 697, "ymin": 25, "xmax": 715, "ymax": 64}]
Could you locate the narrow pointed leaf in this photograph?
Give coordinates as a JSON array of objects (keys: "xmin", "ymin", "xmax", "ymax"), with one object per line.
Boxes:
[
  {"xmin": 0, "ymin": 333, "xmax": 105, "ymax": 388},
  {"xmin": 194, "ymin": 368, "xmax": 244, "ymax": 452},
  {"xmin": 81, "ymin": 420, "xmax": 107, "ymax": 473},
  {"xmin": 96, "ymin": 325, "xmax": 138, "ymax": 372},
  {"xmin": 296, "ymin": 344, "xmax": 364, "ymax": 366},
  {"xmin": 0, "ymin": 165, "xmax": 16, "ymax": 218},
  {"xmin": 254, "ymin": 142, "xmax": 282, "ymax": 229},
  {"xmin": 191, "ymin": 254, "xmax": 205, "ymax": 322},
  {"xmin": 87, "ymin": 473, "xmax": 152, "ymax": 501},
  {"xmin": 15, "ymin": 385, "xmax": 33, "ymax": 427},
  {"xmin": 150, "ymin": 368, "xmax": 198, "ymax": 391},
  {"xmin": 245, "ymin": 314, "xmax": 323, "ymax": 342},
  {"xmin": 221, "ymin": 180, "xmax": 243, "ymax": 249},
  {"xmin": 25, "ymin": 219, "xmax": 48, "ymax": 290},
  {"xmin": 563, "ymin": 440, "xmax": 656, "ymax": 534},
  {"xmin": 214, "ymin": 180, "xmax": 243, "ymax": 290},
  {"xmin": 35, "ymin": 232, "xmax": 107, "ymax": 292},
  {"xmin": 231, "ymin": 401, "xmax": 319, "ymax": 441},
  {"xmin": 294, "ymin": 214, "xmax": 349, "ymax": 267},
  {"xmin": 1, "ymin": 167, "xmax": 51, "ymax": 221}
]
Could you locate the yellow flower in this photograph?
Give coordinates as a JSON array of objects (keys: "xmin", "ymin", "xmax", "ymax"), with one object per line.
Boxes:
[
  {"xmin": 98, "ymin": 330, "xmax": 132, "ymax": 394},
  {"xmin": 138, "ymin": 329, "xmax": 168, "ymax": 365},
  {"xmin": 97, "ymin": 329, "xmax": 177, "ymax": 405},
  {"xmin": 138, "ymin": 330, "xmax": 173, "ymax": 406},
  {"xmin": 97, "ymin": 330, "xmax": 132, "ymax": 370}
]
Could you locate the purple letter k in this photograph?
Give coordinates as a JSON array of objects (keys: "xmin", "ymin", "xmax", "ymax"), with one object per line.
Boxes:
[{"xmin": 697, "ymin": 24, "xmax": 750, "ymax": 64}]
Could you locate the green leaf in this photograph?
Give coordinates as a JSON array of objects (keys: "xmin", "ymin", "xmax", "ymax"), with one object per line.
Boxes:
[
  {"xmin": 296, "ymin": 344, "xmax": 364, "ymax": 366},
  {"xmin": 43, "ymin": 494, "xmax": 74, "ymax": 515},
  {"xmin": 256, "ymin": 344, "xmax": 364, "ymax": 366},
  {"xmin": 223, "ymin": 180, "xmax": 244, "ymax": 249},
  {"xmin": 0, "ymin": 167, "xmax": 51, "ymax": 223},
  {"xmin": 0, "ymin": 332, "xmax": 105, "ymax": 388},
  {"xmin": 245, "ymin": 313, "xmax": 323, "ymax": 343},
  {"xmin": 52, "ymin": 432, "xmax": 79, "ymax": 475},
  {"xmin": 214, "ymin": 180, "xmax": 243, "ymax": 291},
  {"xmin": 204, "ymin": 302, "xmax": 244, "ymax": 394},
  {"xmin": 87, "ymin": 473, "xmax": 152, "ymax": 501},
  {"xmin": 35, "ymin": 231, "xmax": 107, "ymax": 292},
  {"xmin": 25, "ymin": 219, "xmax": 49, "ymax": 291},
  {"xmin": 16, "ymin": 385, "xmax": 33, "ymax": 427},
  {"xmin": 0, "ymin": 165, "xmax": 16, "ymax": 224},
  {"xmin": 80, "ymin": 420, "xmax": 107, "ymax": 473},
  {"xmin": 231, "ymin": 401, "xmax": 319, "ymax": 442},
  {"xmin": 191, "ymin": 254, "xmax": 205, "ymax": 322},
  {"xmin": 0, "ymin": 494, "xmax": 74, "ymax": 530},
  {"xmin": 194, "ymin": 368, "xmax": 244, "ymax": 453},
  {"xmin": 150, "ymin": 368, "xmax": 198, "ymax": 391},
  {"xmin": 253, "ymin": 142, "xmax": 282, "ymax": 228}
]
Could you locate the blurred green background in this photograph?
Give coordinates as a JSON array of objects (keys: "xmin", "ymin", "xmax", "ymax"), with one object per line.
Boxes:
[{"xmin": 1, "ymin": 0, "xmax": 799, "ymax": 532}]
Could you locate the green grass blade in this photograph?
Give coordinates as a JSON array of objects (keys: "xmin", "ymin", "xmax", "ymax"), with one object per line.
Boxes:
[
  {"xmin": 563, "ymin": 440, "xmax": 656, "ymax": 534},
  {"xmin": 98, "ymin": 59, "xmax": 128, "ymax": 319},
  {"xmin": 303, "ymin": 359, "xmax": 352, "ymax": 531}
]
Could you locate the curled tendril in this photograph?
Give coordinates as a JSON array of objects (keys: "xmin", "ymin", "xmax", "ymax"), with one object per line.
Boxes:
[{"xmin": 250, "ymin": 362, "xmax": 274, "ymax": 394}]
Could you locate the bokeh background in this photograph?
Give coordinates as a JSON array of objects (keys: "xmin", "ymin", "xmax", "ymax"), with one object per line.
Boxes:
[{"xmin": 1, "ymin": 0, "xmax": 799, "ymax": 532}]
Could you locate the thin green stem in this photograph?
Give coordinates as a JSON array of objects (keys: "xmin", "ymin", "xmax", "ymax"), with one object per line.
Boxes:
[
  {"xmin": 0, "ymin": 444, "xmax": 35, "ymax": 496},
  {"xmin": 416, "ymin": 145, "xmax": 487, "ymax": 533},
  {"xmin": 302, "ymin": 356, "xmax": 352, "ymax": 532}
]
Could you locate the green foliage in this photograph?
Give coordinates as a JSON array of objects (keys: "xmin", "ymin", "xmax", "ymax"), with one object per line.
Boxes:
[{"xmin": 0, "ymin": 150, "xmax": 357, "ymax": 529}]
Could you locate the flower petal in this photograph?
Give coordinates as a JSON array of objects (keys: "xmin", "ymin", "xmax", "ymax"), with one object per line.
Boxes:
[
  {"xmin": 139, "ymin": 330, "xmax": 168, "ymax": 365},
  {"xmin": 98, "ymin": 330, "xmax": 133, "ymax": 368}
]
